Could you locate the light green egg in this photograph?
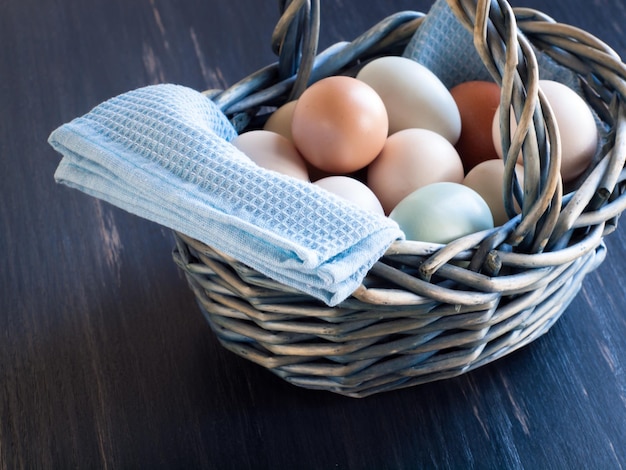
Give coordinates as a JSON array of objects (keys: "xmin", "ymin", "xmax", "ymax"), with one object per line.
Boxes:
[{"xmin": 389, "ymin": 182, "xmax": 494, "ymax": 244}]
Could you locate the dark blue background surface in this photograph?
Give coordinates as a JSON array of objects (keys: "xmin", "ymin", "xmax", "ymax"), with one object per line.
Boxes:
[{"xmin": 2, "ymin": 0, "xmax": 625, "ymax": 468}]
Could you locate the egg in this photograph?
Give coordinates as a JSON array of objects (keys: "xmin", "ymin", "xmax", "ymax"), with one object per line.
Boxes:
[
  {"xmin": 492, "ymin": 79, "xmax": 598, "ymax": 183},
  {"xmin": 231, "ymin": 130, "xmax": 310, "ymax": 181},
  {"xmin": 389, "ymin": 182, "xmax": 494, "ymax": 244},
  {"xmin": 314, "ymin": 176, "xmax": 384, "ymax": 215},
  {"xmin": 263, "ymin": 100, "xmax": 297, "ymax": 143},
  {"xmin": 450, "ymin": 80, "xmax": 501, "ymax": 173},
  {"xmin": 367, "ymin": 128, "xmax": 465, "ymax": 215},
  {"xmin": 291, "ymin": 76, "xmax": 389, "ymax": 174},
  {"xmin": 356, "ymin": 56, "xmax": 461, "ymax": 142},
  {"xmin": 462, "ymin": 159, "xmax": 524, "ymax": 226}
]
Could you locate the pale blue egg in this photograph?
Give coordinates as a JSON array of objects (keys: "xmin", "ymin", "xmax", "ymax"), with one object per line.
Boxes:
[{"xmin": 389, "ymin": 182, "xmax": 494, "ymax": 243}]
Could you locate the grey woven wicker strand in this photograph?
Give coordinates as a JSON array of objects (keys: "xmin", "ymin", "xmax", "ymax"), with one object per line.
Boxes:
[{"xmin": 172, "ymin": 0, "xmax": 626, "ymax": 397}]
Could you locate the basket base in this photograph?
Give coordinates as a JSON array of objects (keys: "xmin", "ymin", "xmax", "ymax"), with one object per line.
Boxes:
[{"xmin": 173, "ymin": 232, "xmax": 607, "ymax": 397}]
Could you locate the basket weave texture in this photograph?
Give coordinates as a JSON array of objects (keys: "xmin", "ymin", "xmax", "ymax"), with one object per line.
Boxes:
[{"xmin": 172, "ymin": 0, "xmax": 626, "ymax": 397}]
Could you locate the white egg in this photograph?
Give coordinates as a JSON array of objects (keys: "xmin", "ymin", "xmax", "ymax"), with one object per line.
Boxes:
[
  {"xmin": 314, "ymin": 176, "xmax": 384, "ymax": 216},
  {"xmin": 356, "ymin": 56, "xmax": 461, "ymax": 143},
  {"xmin": 232, "ymin": 129, "xmax": 310, "ymax": 181},
  {"xmin": 492, "ymin": 80, "xmax": 598, "ymax": 183}
]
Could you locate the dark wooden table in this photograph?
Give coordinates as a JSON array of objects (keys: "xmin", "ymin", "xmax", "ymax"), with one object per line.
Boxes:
[{"xmin": 2, "ymin": 0, "xmax": 626, "ymax": 468}]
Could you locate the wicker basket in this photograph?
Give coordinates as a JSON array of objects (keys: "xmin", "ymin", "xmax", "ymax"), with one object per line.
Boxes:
[{"xmin": 172, "ymin": 0, "xmax": 626, "ymax": 397}]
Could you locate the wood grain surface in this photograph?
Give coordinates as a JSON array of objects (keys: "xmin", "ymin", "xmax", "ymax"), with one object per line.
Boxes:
[{"xmin": 2, "ymin": 0, "xmax": 625, "ymax": 468}]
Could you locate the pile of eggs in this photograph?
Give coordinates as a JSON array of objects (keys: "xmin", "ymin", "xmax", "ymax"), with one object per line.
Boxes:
[{"xmin": 232, "ymin": 56, "xmax": 598, "ymax": 244}]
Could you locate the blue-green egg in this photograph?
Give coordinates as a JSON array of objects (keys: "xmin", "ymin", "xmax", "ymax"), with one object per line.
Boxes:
[{"xmin": 389, "ymin": 182, "xmax": 494, "ymax": 244}]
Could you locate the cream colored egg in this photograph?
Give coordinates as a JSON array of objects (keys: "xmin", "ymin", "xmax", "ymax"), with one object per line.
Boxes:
[
  {"xmin": 367, "ymin": 128, "xmax": 465, "ymax": 215},
  {"xmin": 462, "ymin": 159, "xmax": 524, "ymax": 226},
  {"xmin": 356, "ymin": 56, "xmax": 461, "ymax": 142},
  {"xmin": 231, "ymin": 129, "xmax": 310, "ymax": 181},
  {"xmin": 492, "ymin": 80, "xmax": 598, "ymax": 183},
  {"xmin": 263, "ymin": 100, "xmax": 297, "ymax": 143},
  {"xmin": 314, "ymin": 176, "xmax": 384, "ymax": 216}
]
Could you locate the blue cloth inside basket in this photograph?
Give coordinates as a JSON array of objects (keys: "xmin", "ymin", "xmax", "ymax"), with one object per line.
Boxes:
[
  {"xmin": 404, "ymin": 0, "xmax": 582, "ymax": 91},
  {"xmin": 49, "ymin": 84, "xmax": 404, "ymax": 306}
]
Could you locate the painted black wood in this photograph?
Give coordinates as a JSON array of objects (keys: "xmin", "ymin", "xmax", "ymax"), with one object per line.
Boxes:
[{"xmin": 1, "ymin": 0, "xmax": 625, "ymax": 468}]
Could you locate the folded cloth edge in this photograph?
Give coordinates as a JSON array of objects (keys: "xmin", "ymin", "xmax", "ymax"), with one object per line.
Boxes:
[{"xmin": 48, "ymin": 84, "xmax": 404, "ymax": 306}]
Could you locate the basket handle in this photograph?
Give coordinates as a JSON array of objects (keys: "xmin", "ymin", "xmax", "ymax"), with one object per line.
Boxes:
[
  {"xmin": 212, "ymin": 6, "xmax": 422, "ymax": 118},
  {"xmin": 448, "ymin": 0, "xmax": 564, "ymax": 253},
  {"xmin": 273, "ymin": 0, "xmax": 320, "ymax": 100}
]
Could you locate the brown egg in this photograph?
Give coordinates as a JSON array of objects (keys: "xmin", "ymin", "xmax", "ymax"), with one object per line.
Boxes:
[
  {"xmin": 462, "ymin": 159, "xmax": 524, "ymax": 226},
  {"xmin": 231, "ymin": 130, "xmax": 310, "ymax": 181},
  {"xmin": 450, "ymin": 80, "xmax": 501, "ymax": 173},
  {"xmin": 291, "ymin": 76, "xmax": 389, "ymax": 174},
  {"xmin": 367, "ymin": 128, "xmax": 465, "ymax": 215},
  {"xmin": 263, "ymin": 100, "xmax": 297, "ymax": 143}
]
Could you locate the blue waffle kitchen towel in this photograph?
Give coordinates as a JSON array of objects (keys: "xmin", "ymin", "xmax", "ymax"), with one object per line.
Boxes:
[
  {"xmin": 49, "ymin": 84, "xmax": 403, "ymax": 306},
  {"xmin": 403, "ymin": 0, "xmax": 582, "ymax": 91}
]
